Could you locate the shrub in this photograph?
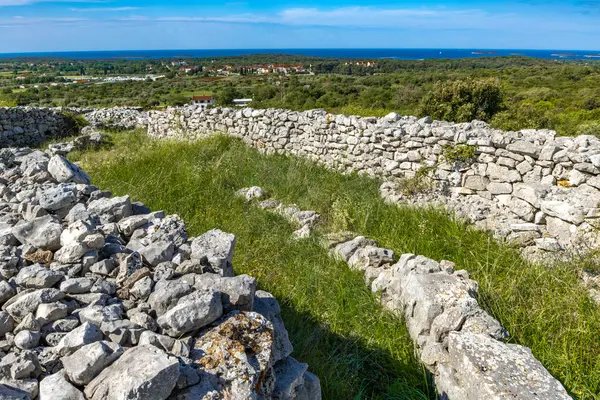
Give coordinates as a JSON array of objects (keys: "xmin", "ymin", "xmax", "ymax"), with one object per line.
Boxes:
[
  {"xmin": 58, "ymin": 110, "xmax": 88, "ymax": 136},
  {"xmin": 577, "ymin": 121, "xmax": 600, "ymax": 137},
  {"xmin": 490, "ymin": 101, "xmax": 553, "ymax": 132},
  {"xmin": 419, "ymin": 78, "xmax": 503, "ymax": 122},
  {"xmin": 330, "ymin": 197, "xmax": 355, "ymax": 232},
  {"xmin": 397, "ymin": 165, "xmax": 436, "ymax": 196},
  {"xmin": 443, "ymin": 144, "xmax": 476, "ymax": 164},
  {"xmin": 0, "ymin": 98, "xmax": 16, "ymax": 107}
]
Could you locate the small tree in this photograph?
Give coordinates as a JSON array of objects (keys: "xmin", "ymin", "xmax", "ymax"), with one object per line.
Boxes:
[
  {"xmin": 419, "ymin": 78, "xmax": 503, "ymax": 122},
  {"xmin": 215, "ymin": 86, "xmax": 241, "ymax": 106}
]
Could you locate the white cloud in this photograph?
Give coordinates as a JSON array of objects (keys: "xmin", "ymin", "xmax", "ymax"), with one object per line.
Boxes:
[
  {"xmin": 112, "ymin": 6, "xmax": 505, "ymax": 30},
  {"xmin": 0, "ymin": 0, "xmax": 106, "ymax": 6},
  {"xmin": 0, "ymin": 16, "xmax": 87, "ymax": 27},
  {"xmin": 111, "ymin": 5, "xmax": 599, "ymax": 32},
  {"xmin": 69, "ymin": 6, "xmax": 138, "ymax": 12}
]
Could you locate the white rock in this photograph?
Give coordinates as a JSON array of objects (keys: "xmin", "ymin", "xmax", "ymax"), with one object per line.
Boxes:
[{"xmin": 48, "ymin": 155, "xmax": 91, "ymax": 185}]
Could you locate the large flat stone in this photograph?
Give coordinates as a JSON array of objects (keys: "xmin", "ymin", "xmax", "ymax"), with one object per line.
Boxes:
[{"xmin": 84, "ymin": 345, "xmax": 180, "ymax": 400}]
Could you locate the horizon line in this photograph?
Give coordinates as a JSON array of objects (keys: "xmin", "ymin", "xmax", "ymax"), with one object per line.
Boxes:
[{"xmin": 3, "ymin": 47, "xmax": 600, "ymax": 56}]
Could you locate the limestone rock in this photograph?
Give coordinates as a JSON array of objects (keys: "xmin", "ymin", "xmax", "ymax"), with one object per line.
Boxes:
[
  {"xmin": 48, "ymin": 155, "xmax": 91, "ymax": 185},
  {"xmin": 157, "ymin": 290, "xmax": 223, "ymax": 337},
  {"xmin": 190, "ymin": 229, "xmax": 236, "ymax": 277},
  {"xmin": 62, "ymin": 341, "xmax": 124, "ymax": 385},
  {"xmin": 12, "ymin": 215, "xmax": 62, "ymax": 250},
  {"xmin": 39, "ymin": 370, "xmax": 86, "ymax": 400},
  {"xmin": 438, "ymin": 331, "xmax": 571, "ymax": 400},
  {"xmin": 84, "ymin": 345, "xmax": 180, "ymax": 400}
]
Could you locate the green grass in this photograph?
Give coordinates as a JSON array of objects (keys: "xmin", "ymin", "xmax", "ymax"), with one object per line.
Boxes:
[{"xmin": 73, "ymin": 131, "xmax": 600, "ymax": 399}]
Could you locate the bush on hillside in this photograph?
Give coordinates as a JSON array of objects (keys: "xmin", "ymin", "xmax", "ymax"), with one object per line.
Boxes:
[
  {"xmin": 419, "ymin": 78, "xmax": 503, "ymax": 122},
  {"xmin": 577, "ymin": 121, "xmax": 600, "ymax": 138}
]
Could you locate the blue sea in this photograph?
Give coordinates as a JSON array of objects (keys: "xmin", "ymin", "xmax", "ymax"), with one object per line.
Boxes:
[{"xmin": 1, "ymin": 48, "xmax": 600, "ymax": 61}]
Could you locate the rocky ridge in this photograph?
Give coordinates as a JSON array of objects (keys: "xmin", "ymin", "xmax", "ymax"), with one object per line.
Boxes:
[
  {"xmin": 0, "ymin": 146, "xmax": 320, "ymax": 399},
  {"xmin": 238, "ymin": 186, "xmax": 572, "ymax": 400}
]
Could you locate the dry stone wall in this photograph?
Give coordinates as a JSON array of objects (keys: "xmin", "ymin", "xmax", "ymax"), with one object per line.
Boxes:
[
  {"xmin": 0, "ymin": 107, "xmax": 147, "ymax": 150},
  {"xmin": 146, "ymin": 106, "xmax": 600, "ymax": 259},
  {"xmin": 237, "ymin": 186, "xmax": 572, "ymax": 399},
  {"xmin": 0, "ymin": 108, "xmax": 78, "ymax": 148},
  {"xmin": 0, "ymin": 146, "xmax": 320, "ymax": 399}
]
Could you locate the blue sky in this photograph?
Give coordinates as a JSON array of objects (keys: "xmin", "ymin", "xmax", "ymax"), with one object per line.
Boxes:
[{"xmin": 1, "ymin": 0, "xmax": 600, "ymax": 53}]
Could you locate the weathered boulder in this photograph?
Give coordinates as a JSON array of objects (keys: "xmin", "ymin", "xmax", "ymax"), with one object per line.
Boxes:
[
  {"xmin": 190, "ymin": 229, "xmax": 236, "ymax": 277},
  {"xmin": 39, "ymin": 370, "xmax": 85, "ymax": 400},
  {"xmin": 62, "ymin": 341, "xmax": 124, "ymax": 385},
  {"xmin": 157, "ymin": 290, "xmax": 223, "ymax": 337},
  {"xmin": 84, "ymin": 345, "xmax": 180, "ymax": 400},
  {"xmin": 12, "ymin": 215, "xmax": 62, "ymax": 250},
  {"xmin": 437, "ymin": 331, "xmax": 571, "ymax": 400},
  {"xmin": 55, "ymin": 322, "xmax": 103, "ymax": 356},
  {"xmin": 48, "ymin": 155, "xmax": 91, "ymax": 185}
]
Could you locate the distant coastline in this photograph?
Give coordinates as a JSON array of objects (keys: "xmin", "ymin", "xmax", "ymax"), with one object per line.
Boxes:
[{"xmin": 1, "ymin": 48, "xmax": 600, "ymax": 61}]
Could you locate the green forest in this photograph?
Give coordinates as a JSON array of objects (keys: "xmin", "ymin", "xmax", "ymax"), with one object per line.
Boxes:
[{"xmin": 2, "ymin": 55, "xmax": 600, "ymax": 136}]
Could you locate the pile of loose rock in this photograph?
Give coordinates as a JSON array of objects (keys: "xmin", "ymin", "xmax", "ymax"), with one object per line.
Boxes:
[{"xmin": 0, "ymin": 150, "xmax": 320, "ymax": 399}]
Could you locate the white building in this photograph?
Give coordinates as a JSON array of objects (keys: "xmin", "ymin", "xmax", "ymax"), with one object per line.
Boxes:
[
  {"xmin": 191, "ymin": 96, "xmax": 213, "ymax": 110},
  {"xmin": 232, "ymin": 98, "xmax": 253, "ymax": 107}
]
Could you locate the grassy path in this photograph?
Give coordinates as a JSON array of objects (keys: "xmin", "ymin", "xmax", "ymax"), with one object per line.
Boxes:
[{"xmin": 74, "ymin": 132, "xmax": 600, "ymax": 399}]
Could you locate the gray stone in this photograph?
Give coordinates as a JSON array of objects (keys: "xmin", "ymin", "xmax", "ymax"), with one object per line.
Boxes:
[
  {"xmin": 14, "ymin": 330, "xmax": 41, "ymax": 350},
  {"xmin": 53, "ymin": 243, "xmax": 88, "ymax": 264},
  {"xmin": 38, "ymin": 185, "xmax": 77, "ymax": 212},
  {"xmin": 138, "ymin": 240, "xmax": 174, "ymax": 267},
  {"xmin": 506, "ymin": 140, "xmax": 541, "ymax": 158},
  {"xmin": 253, "ymin": 290, "xmax": 293, "ymax": 363},
  {"xmin": 12, "ymin": 216, "xmax": 62, "ymax": 250},
  {"xmin": 84, "ymin": 345, "xmax": 180, "ymax": 400},
  {"xmin": 487, "ymin": 163, "xmax": 521, "ymax": 183},
  {"xmin": 183, "ymin": 273, "xmax": 256, "ymax": 312},
  {"xmin": 0, "ymin": 384, "xmax": 30, "ymax": 400},
  {"xmin": 39, "ymin": 370, "xmax": 85, "ymax": 400},
  {"xmin": 463, "ymin": 175, "xmax": 488, "ymax": 191},
  {"xmin": 535, "ymin": 238, "xmax": 563, "ymax": 252},
  {"xmin": 14, "ymin": 265, "xmax": 63, "ymax": 289},
  {"xmin": 272, "ymin": 357, "xmax": 310, "ymax": 400},
  {"xmin": 78, "ymin": 304, "xmax": 122, "ymax": 326},
  {"xmin": 0, "ymin": 281, "xmax": 15, "ymax": 306},
  {"xmin": 35, "ymin": 302, "xmax": 68, "ymax": 325},
  {"xmin": 62, "ymin": 341, "xmax": 124, "ymax": 385},
  {"xmin": 47, "ymin": 155, "xmax": 90, "ymax": 185},
  {"xmin": 4, "ymin": 289, "xmax": 64, "ymax": 321},
  {"xmin": 438, "ymin": 331, "xmax": 571, "ymax": 400},
  {"xmin": 332, "ymin": 236, "xmax": 376, "ymax": 262},
  {"xmin": 60, "ymin": 220, "xmax": 93, "ymax": 247},
  {"xmin": 148, "ymin": 280, "xmax": 193, "ymax": 316},
  {"xmin": 100, "ymin": 319, "xmax": 144, "ymax": 347},
  {"xmin": 512, "ymin": 183, "xmax": 547, "ymax": 208},
  {"xmin": 87, "ymin": 195, "xmax": 133, "ymax": 224},
  {"xmin": 60, "ymin": 277, "xmax": 95, "ymax": 294},
  {"xmin": 348, "ymin": 246, "xmax": 394, "ymax": 271},
  {"xmin": 541, "ymin": 201, "xmax": 585, "ymax": 225},
  {"xmin": 190, "ymin": 229, "xmax": 236, "ymax": 277},
  {"xmin": 55, "ymin": 322, "xmax": 103, "ymax": 356},
  {"xmin": 0, "ymin": 311, "xmax": 14, "ymax": 336},
  {"xmin": 157, "ymin": 290, "xmax": 223, "ymax": 337}
]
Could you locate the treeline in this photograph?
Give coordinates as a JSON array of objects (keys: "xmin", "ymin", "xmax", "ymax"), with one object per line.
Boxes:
[{"xmin": 2, "ymin": 56, "xmax": 600, "ymax": 136}]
